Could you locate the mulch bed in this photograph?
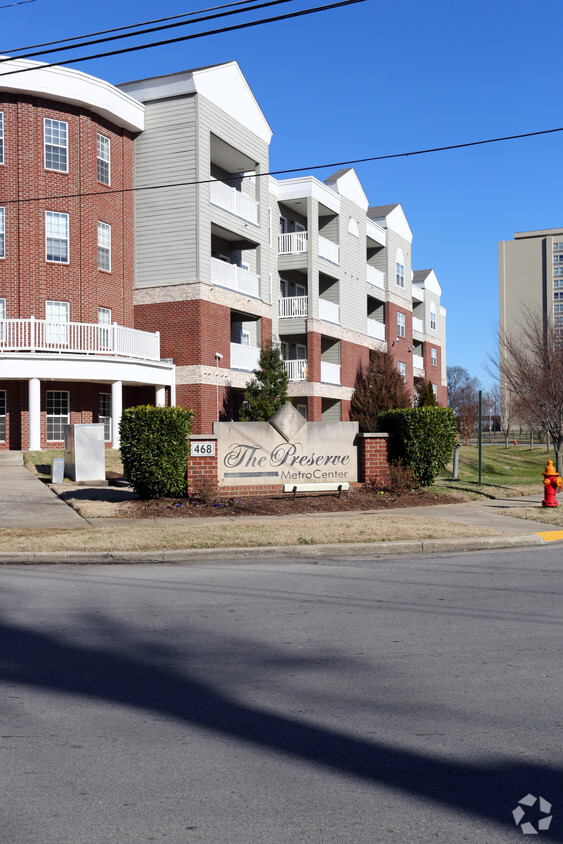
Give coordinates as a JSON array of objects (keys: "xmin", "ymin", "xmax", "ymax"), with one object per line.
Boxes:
[{"xmin": 127, "ymin": 488, "xmax": 462, "ymax": 519}]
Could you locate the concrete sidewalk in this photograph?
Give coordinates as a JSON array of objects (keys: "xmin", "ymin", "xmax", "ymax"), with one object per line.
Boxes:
[{"xmin": 0, "ymin": 467, "xmax": 86, "ymax": 528}]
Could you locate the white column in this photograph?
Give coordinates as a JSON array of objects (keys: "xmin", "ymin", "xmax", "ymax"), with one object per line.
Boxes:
[
  {"xmin": 155, "ymin": 385, "xmax": 166, "ymax": 407},
  {"xmin": 28, "ymin": 378, "xmax": 41, "ymax": 451},
  {"xmin": 111, "ymin": 380, "xmax": 123, "ymax": 449}
]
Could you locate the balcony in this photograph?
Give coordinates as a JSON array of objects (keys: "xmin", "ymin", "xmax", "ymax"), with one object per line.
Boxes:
[
  {"xmin": 279, "ymin": 296, "xmax": 308, "ymax": 318},
  {"xmin": 366, "ymin": 265, "xmax": 385, "ymax": 290},
  {"xmin": 278, "ymin": 231, "xmax": 308, "ymax": 255},
  {"xmin": 230, "ymin": 342, "xmax": 260, "ymax": 371},
  {"xmin": 318, "ymin": 299, "xmax": 340, "ymax": 324},
  {"xmin": 210, "ymin": 181, "xmax": 258, "ymax": 225},
  {"xmin": 412, "ymin": 316, "xmax": 424, "ymax": 334},
  {"xmin": 211, "ymin": 257, "xmax": 260, "ymax": 298},
  {"xmin": 0, "ymin": 317, "xmax": 160, "ymax": 361},
  {"xmin": 318, "ymin": 235, "xmax": 339, "ymax": 264},
  {"xmin": 321, "ymin": 361, "xmax": 341, "ymax": 384},
  {"xmin": 284, "ymin": 359, "xmax": 308, "ymax": 381},
  {"xmin": 412, "ymin": 354, "xmax": 424, "ymax": 370},
  {"xmin": 367, "ymin": 318, "xmax": 385, "ymax": 341}
]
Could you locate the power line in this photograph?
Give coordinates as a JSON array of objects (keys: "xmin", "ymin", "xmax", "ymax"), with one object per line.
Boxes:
[
  {"xmin": 0, "ymin": 0, "xmax": 301, "ymax": 65},
  {"xmin": 2, "ymin": 126, "xmax": 562, "ymax": 206},
  {"xmin": 0, "ymin": 0, "xmax": 36, "ymax": 7},
  {"xmin": 2, "ymin": 0, "xmax": 267, "ymax": 53},
  {"xmin": 0, "ymin": 0, "xmax": 364, "ymax": 77}
]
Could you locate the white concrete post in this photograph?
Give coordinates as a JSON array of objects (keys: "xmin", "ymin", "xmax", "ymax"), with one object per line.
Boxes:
[
  {"xmin": 28, "ymin": 378, "xmax": 41, "ymax": 451},
  {"xmin": 111, "ymin": 380, "xmax": 123, "ymax": 449},
  {"xmin": 155, "ymin": 385, "xmax": 166, "ymax": 407}
]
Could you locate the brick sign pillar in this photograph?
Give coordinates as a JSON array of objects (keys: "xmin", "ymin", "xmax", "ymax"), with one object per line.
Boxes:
[
  {"xmin": 357, "ymin": 433, "xmax": 390, "ymax": 484},
  {"xmin": 187, "ymin": 434, "xmax": 219, "ymax": 493}
]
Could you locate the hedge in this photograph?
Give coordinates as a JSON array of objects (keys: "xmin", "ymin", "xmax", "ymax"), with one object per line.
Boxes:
[
  {"xmin": 377, "ymin": 407, "xmax": 457, "ymax": 486},
  {"xmin": 119, "ymin": 406, "xmax": 194, "ymax": 499}
]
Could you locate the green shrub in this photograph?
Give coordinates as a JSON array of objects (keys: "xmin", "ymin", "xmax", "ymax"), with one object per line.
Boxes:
[
  {"xmin": 120, "ymin": 406, "xmax": 194, "ymax": 499},
  {"xmin": 377, "ymin": 407, "xmax": 457, "ymax": 486}
]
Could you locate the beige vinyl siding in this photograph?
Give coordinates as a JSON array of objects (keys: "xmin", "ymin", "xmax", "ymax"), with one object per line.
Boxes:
[
  {"xmin": 334, "ymin": 196, "xmax": 368, "ymax": 333},
  {"xmin": 321, "ymin": 336, "xmax": 340, "ymax": 364},
  {"xmin": 385, "ymin": 229, "xmax": 412, "ymax": 304},
  {"xmin": 321, "ymin": 398, "xmax": 341, "ymax": 422}
]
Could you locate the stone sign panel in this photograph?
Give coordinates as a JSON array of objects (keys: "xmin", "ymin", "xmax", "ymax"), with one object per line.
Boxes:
[{"xmin": 213, "ymin": 405, "xmax": 358, "ymax": 487}]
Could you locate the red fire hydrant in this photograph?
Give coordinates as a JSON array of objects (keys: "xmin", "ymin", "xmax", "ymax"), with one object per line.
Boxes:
[{"xmin": 542, "ymin": 459, "xmax": 562, "ymax": 508}]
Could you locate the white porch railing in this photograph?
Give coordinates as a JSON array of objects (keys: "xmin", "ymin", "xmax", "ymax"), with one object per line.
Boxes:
[
  {"xmin": 318, "ymin": 235, "xmax": 339, "ymax": 264},
  {"xmin": 210, "ymin": 257, "xmax": 260, "ymax": 298},
  {"xmin": 366, "ymin": 265, "xmax": 385, "ymax": 290},
  {"xmin": 210, "ymin": 181, "xmax": 258, "ymax": 224},
  {"xmin": 230, "ymin": 342, "xmax": 260, "ymax": 371},
  {"xmin": 321, "ymin": 361, "xmax": 341, "ymax": 384},
  {"xmin": 412, "ymin": 316, "xmax": 424, "ymax": 334},
  {"xmin": 279, "ymin": 296, "xmax": 308, "ymax": 318},
  {"xmin": 0, "ymin": 317, "xmax": 160, "ymax": 361},
  {"xmin": 412, "ymin": 354, "xmax": 424, "ymax": 370},
  {"xmin": 367, "ymin": 318, "xmax": 385, "ymax": 341},
  {"xmin": 278, "ymin": 231, "xmax": 308, "ymax": 254},
  {"xmin": 319, "ymin": 299, "xmax": 340, "ymax": 324},
  {"xmin": 284, "ymin": 359, "xmax": 308, "ymax": 381}
]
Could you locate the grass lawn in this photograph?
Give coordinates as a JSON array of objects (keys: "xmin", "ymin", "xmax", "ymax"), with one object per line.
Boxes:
[
  {"xmin": 433, "ymin": 444, "xmax": 554, "ymax": 499},
  {"xmin": 24, "ymin": 449, "xmax": 124, "ymax": 481}
]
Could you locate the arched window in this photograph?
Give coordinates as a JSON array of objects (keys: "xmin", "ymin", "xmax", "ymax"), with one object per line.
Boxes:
[
  {"xmin": 395, "ymin": 248, "xmax": 405, "ymax": 288},
  {"xmin": 430, "ymin": 303, "xmax": 437, "ymax": 330}
]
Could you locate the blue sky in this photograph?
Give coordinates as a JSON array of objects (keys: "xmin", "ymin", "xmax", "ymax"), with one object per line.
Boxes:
[{"xmin": 2, "ymin": 0, "xmax": 561, "ymax": 387}]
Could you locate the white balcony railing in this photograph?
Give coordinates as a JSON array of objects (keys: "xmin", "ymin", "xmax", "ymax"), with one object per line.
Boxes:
[
  {"xmin": 412, "ymin": 317, "xmax": 424, "ymax": 334},
  {"xmin": 230, "ymin": 342, "xmax": 260, "ymax": 371},
  {"xmin": 278, "ymin": 231, "xmax": 308, "ymax": 255},
  {"xmin": 321, "ymin": 361, "xmax": 341, "ymax": 384},
  {"xmin": 279, "ymin": 296, "xmax": 308, "ymax": 318},
  {"xmin": 318, "ymin": 299, "xmax": 340, "ymax": 324},
  {"xmin": 318, "ymin": 235, "xmax": 339, "ymax": 264},
  {"xmin": 367, "ymin": 318, "xmax": 385, "ymax": 341},
  {"xmin": 366, "ymin": 265, "xmax": 385, "ymax": 290},
  {"xmin": 0, "ymin": 318, "xmax": 160, "ymax": 361},
  {"xmin": 412, "ymin": 354, "xmax": 424, "ymax": 370},
  {"xmin": 211, "ymin": 257, "xmax": 260, "ymax": 298},
  {"xmin": 210, "ymin": 181, "xmax": 258, "ymax": 225},
  {"xmin": 284, "ymin": 359, "xmax": 308, "ymax": 381}
]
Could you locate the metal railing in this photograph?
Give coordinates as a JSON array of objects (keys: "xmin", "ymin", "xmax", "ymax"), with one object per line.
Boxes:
[
  {"xmin": 284, "ymin": 359, "xmax": 308, "ymax": 381},
  {"xmin": 210, "ymin": 181, "xmax": 259, "ymax": 224},
  {"xmin": 210, "ymin": 257, "xmax": 260, "ymax": 298},
  {"xmin": 230, "ymin": 342, "xmax": 260, "ymax": 371},
  {"xmin": 367, "ymin": 318, "xmax": 385, "ymax": 340},
  {"xmin": 279, "ymin": 296, "xmax": 308, "ymax": 318},
  {"xmin": 0, "ymin": 317, "xmax": 160, "ymax": 361},
  {"xmin": 278, "ymin": 231, "xmax": 308, "ymax": 254}
]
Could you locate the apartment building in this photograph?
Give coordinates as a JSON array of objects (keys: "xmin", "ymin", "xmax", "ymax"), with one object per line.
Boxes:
[
  {"xmin": 499, "ymin": 227, "xmax": 563, "ymax": 346},
  {"xmin": 0, "ymin": 57, "xmax": 175, "ymax": 450},
  {"xmin": 120, "ymin": 62, "xmax": 447, "ymax": 434}
]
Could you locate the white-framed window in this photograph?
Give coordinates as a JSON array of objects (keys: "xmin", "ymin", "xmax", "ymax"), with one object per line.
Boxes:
[
  {"xmin": 0, "ymin": 297, "xmax": 5, "ymax": 343},
  {"xmin": 397, "ymin": 362, "xmax": 406, "ymax": 382},
  {"xmin": 44, "ymin": 118, "xmax": 68, "ymax": 172},
  {"xmin": 397, "ymin": 312, "xmax": 405, "ymax": 338},
  {"xmin": 96, "ymin": 133, "xmax": 110, "ymax": 185},
  {"xmin": 97, "ymin": 221, "xmax": 111, "ymax": 271},
  {"xmin": 430, "ymin": 305, "xmax": 437, "ymax": 330},
  {"xmin": 395, "ymin": 247, "xmax": 405, "ymax": 288},
  {"xmin": 553, "ymin": 242, "xmax": 563, "ymax": 251},
  {"xmin": 432, "ymin": 383, "xmax": 437, "ymax": 397},
  {"xmin": 0, "ymin": 206, "xmax": 4, "ymax": 258},
  {"xmin": 46, "ymin": 390, "xmax": 69, "ymax": 441},
  {"xmin": 0, "ymin": 390, "xmax": 6, "ymax": 442},
  {"xmin": 99, "ymin": 393, "xmax": 111, "ymax": 442},
  {"xmin": 98, "ymin": 306, "xmax": 111, "ymax": 348},
  {"xmin": 0, "ymin": 111, "xmax": 4, "ymax": 165},
  {"xmin": 45, "ymin": 300, "xmax": 69, "ymax": 344},
  {"xmin": 431, "ymin": 347, "xmax": 437, "ymax": 367},
  {"xmin": 45, "ymin": 211, "xmax": 69, "ymax": 263}
]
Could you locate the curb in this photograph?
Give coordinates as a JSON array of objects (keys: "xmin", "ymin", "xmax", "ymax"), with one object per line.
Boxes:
[{"xmin": 0, "ymin": 533, "xmax": 546, "ymax": 566}]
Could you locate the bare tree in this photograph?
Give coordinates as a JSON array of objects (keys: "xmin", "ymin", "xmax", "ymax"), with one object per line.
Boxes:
[
  {"xmin": 447, "ymin": 365, "xmax": 479, "ymax": 444},
  {"xmin": 496, "ymin": 313, "xmax": 563, "ymax": 472}
]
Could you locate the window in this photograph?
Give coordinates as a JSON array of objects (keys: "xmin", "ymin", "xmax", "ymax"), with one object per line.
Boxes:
[
  {"xmin": 0, "ymin": 390, "xmax": 5, "ymax": 442},
  {"xmin": 397, "ymin": 362, "xmax": 406, "ymax": 382},
  {"xmin": 98, "ymin": 307, "xmax": 111, "ymax": 348},
  {"xmin": 431, "ymin": 347, "xmax": 437, "ymax": 367},
  {"xmin": 432, "ymin": 383, "xmax": 437, "ymax": 397},
  {"xmin": 430, "ymin": 305, "xmax": 436, "ymax": 330},
  {"xmin": 98, "ymin": 221, "xmax": 111, "ymax": 271},
  {"xmin": 395, "ymin": 247, "xmax": 405, "ymax": 288},
  {"xmin": 96, "ymin": 133, "xmax": 110, "ymax": 185},
  {"xmin": 0, "ymin": 111, "xmax": 4, "ymax": 165},
  {"xmin": 553, "ymin": 242, "xmax": 563, "ymax": 252},
  {"xmin": 0, "ymin": 206, "xmax": 4, "ymax": 258},
  {"xmin": 0, "ymin": 297, "xmax": 5, "ymax": 343},
  {"xmin": 45, "ymin": 300, "xmax": 69, "ymax": 344},
  {"xmin": 554, "ymin": 255, "xmax": 563, "ymax": 264},
  {"xmin": 45, "ymin": 211, "xmax": 69, "ymax": 263},
  {"xmin": 397, "ymin": 312, "xmax": 405, "ymax": 338},
  {"xmin": 46, "ymin": 390, "xmax": 69, "ymax": 441},
  {"xmin": 348, "ymin": 217, "xmax": 359, "ymax": 237},
  {"xmin": 99, "ymin": 393, "xmax": 111, "ymax": 442},
  {"xmin": 44, "ymin": 119, "xmax": 68, "ymax": 172}
]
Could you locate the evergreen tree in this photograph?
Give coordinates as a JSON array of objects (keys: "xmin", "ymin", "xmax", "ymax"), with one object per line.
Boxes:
[
  {"xmin": 350, "ymin": 349, "xmax": 411, "ymax": 432},
  {"xmin": 239, "ymin": 341, "xmax": 289, "ymax": 421},
  {"xmin": 415, "ymin": 377, "xmax": 437, "ymax": 407}
]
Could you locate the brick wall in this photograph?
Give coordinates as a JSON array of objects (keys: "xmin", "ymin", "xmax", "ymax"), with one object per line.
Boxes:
[
  {"xmin": 357, "ymin": 433, "xmax": 390, "ymax": 484},
  {"xmin": 385, "ymin": 301, "xmax": 414, "ymax": 394},
  {"xmin": 423, "ymin": 342, "xmax": 447, "ymax": 406}
]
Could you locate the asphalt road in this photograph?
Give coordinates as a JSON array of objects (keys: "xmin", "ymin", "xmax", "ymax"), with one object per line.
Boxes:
[{"xmin": 1, "ymin": 547, "xmax": 562, "ymax": 843}]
